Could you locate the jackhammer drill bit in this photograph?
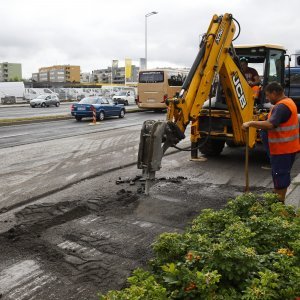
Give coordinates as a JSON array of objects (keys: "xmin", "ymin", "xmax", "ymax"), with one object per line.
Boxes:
[{"xmin": 144, "ymin": 171, "xmax": 156, "ymax": 195}]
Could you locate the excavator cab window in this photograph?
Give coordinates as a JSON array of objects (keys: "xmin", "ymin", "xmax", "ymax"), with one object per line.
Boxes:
[
  {"xmin": 267, "ymin": 50, "xmax": 285, "ymax": 84},
  {"xmin": 236, "ymin": 49, "xmax": 266, "ymax": 83},
  {"xmin": 235, "ymin": 46, "xmax": 286, "ymax": 107},
  {"xmin": 235, "ymin": 47, "xmax": 285, "ymax": 85}
]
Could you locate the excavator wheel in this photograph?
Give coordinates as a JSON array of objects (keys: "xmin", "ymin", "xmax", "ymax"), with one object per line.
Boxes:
[
  {"xmin": 225, "ymin": 140, "xmax": 239, "ymax": 147},
  {"xmin": 199, "ymin": 138, "xmax": 225, "ymax": 156}
]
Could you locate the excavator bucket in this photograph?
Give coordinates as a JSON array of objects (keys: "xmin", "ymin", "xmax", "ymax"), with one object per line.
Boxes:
[{"xmin": 137, "ymin": 120, "xmax": 185, "ymax": 194}]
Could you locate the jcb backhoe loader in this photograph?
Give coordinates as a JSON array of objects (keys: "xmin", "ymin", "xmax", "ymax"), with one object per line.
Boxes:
[{"xmin": 137, "ymin": 13, "xmax": 287, "ymax": 192}]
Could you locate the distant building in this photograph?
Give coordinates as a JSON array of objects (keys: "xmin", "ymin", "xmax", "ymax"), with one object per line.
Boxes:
[
  {"xmin": 32, "ymin": 65, "xmax": 80, "ymax": 84},
  {"xmin": 80, "ymin": 72, "xmax": 92, "ymax": 83},
  {"xmin": 32, "ymin": 73, "xmax": 39, "ymax": 82},
  {"xmin": 0, "ymin": 62, "xmax": 22, "ymax": 82},
  {"xmin": 139, "ymin": 58, "xmax": 146, "ymax": 71},
  {"xmin": 91, "ymin": 64, "xmax": 139, "ymax": 84},
  {"xmin": 92, "ymin": 67, "xmax": 113, "ymax": 84}
]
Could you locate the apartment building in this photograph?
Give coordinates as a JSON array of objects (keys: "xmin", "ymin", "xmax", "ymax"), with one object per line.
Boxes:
[
  {"xmin": 32, "ymin": 65, "xmax": 80, "ymax": 83},
  {"xmin": 0, "ymin": 62, "xmax": 22, "ymax": 82},
  {"xmin": 92, "ymin": 65, "xmax": 139, "ymax": 84},
  {"xmin": 80, "ymin": 72, "xmax": 92, "ymax": 83}
]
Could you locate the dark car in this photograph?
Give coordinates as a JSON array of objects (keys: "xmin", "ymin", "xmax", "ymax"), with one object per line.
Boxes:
[
  {"xmin": 71, "ymin": 96, "xmax": 125, "ymax": 121},
  {"xmin": 285, "ymin": 67, "xmax": 300, "ymax": 112}
]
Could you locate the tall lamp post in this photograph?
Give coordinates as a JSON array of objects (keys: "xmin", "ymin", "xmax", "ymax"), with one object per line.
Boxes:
[{"xmin": 145, "ymin": 11, "xmax": 158, "ymax": 70}]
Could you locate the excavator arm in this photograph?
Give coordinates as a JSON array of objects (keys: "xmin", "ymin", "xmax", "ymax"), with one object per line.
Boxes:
[{"xmin": 137, "ymin": 13, "xmax": 257, "ymax": 193}]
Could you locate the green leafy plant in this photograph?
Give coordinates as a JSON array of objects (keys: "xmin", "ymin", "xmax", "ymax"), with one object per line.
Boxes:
[{"xmin": 99, "ymin": 193, "xmax": 300, "ymax": 299}]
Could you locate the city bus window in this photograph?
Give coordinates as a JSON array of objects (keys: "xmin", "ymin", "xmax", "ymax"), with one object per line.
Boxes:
[{"xmin": 139, "ymin": 71, "xmax": 164, "ymax": 83}]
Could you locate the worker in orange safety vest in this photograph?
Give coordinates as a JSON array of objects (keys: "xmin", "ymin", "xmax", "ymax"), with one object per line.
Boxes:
[{"xmin": 242, "ymin": 82, "xmax": 300, "ymax": 203}]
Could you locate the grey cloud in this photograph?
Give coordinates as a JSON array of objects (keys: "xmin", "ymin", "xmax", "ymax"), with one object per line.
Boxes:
[{"xmin": 1, "ymin": 0, "xmax": 299, "ymax": 78}]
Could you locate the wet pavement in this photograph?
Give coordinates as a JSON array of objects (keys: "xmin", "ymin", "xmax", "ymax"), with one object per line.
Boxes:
[
  {"xmin": 0, "ymin": 111, "xmax": 299, "ymax": 299},
  {"xmin": 0, "ymin": 144, "xmax": 289, "ymax": 300}
]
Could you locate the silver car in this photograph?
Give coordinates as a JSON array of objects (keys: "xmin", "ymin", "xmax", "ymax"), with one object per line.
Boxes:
[{"xmin": 30, "ymin": 94, "xmax": 60, "ymax": 108}]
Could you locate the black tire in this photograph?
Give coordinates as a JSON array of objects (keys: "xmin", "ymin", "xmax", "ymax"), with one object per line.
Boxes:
[
  {"xmin": 154, "ymin": 109, "xmax": 166, "ymax": 113},
  {"xmin": 125, "ymin": 100, "xmax": 129, "ymax": 106},
  {"xmin": 98, "ymin": 111, "xmax": 105, "ymax": 121},
  {"xmin": 119, "ymin": 109, "xmax": 125, "ymax": 118},
  {"xmin": 199, "ymin": 138, "xmax": 225, "ymax": 156},
  {"xmin": 55, "ymin": 102, "xmax": 60, "ymax": 107},
  {"xmin": 75, "ymin": 116, "xmax": 82, "ymax": 121},
  {"xmin": 30, "ymin": 105, "xmax": 35, "ymax": 108},
  {"xmin": 41, "ymin": 102, "xmax": 46, "ymax": 107}
]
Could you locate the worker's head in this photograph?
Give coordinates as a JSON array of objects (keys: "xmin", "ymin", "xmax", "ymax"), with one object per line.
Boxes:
[
  {"xmin": 240, "ymin": 57, "xmax": 248, "ymax": 72},
  {"xmin": 264, "ymin": 82, "xmax": 284, "ymax": 104}
]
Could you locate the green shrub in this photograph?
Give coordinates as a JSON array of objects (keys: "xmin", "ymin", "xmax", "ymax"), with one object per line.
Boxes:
[
  {"xmin": 99, "ymin": 193, "xmax": 300, "ymax": 299},
  {"xmin": 98, "ymin": 269, "xmax": 168, "ymax": 300}
]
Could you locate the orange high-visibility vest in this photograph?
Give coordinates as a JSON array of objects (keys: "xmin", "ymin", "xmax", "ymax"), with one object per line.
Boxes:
[{"xmin": 267, "ymin": 98, "xmax": 300, "ymax": 155}]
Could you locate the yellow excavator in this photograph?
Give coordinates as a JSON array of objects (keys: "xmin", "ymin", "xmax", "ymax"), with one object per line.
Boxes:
[{"xmin": 137, "ymin": 13, "xmax": 287, "ymax": 193}]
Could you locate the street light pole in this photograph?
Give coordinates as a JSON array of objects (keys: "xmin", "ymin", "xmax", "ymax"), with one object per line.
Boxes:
[{"xmin": 145, "ymin": 11, "xmax": 158, "ymax": 70}]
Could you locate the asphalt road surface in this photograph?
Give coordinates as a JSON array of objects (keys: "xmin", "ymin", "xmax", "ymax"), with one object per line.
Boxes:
[
  {"xmin": 0, "ymin": 114, "xmax": 299, "ymax": 300},
  {"xmin": 0, "ymin": 111, "xmax": 159, "ymax": 149}
]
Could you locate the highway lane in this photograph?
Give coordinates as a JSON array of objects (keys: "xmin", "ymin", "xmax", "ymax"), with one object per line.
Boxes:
[
  {"xmin": 0, "ymin": 103, "xmax": 140, "ymax": 120},
  {"xmin": 0, "ymin": 103, "xmax": 71, "ymax": 119},
  {"xmin": 0, "ymin": 111, "xmax": 165, "ymax": 210},
  {"xmin": 0, "ymin": 111, "xmax": 162, "ymax": 148}
]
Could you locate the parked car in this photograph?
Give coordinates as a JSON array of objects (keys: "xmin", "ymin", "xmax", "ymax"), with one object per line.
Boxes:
[
  {"xmin": 71, "ymin": 96, "xmax": 125, "ymax": 121},
  {"xmin": 30, "ymin": 94, "xmax": 60, "ymax": 108},
  {"xmin": 112, "ymin": 90, "xmax": 136, "ymax": 105}
]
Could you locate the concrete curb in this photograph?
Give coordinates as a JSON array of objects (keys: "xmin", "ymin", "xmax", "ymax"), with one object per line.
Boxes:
[
  {"xmin": 0, "ymin": 115, "xmax": 73, "ymax": 126},
  {"xmin": 286, "ymin": 174, "xmax": 300, "ymax": 209},
  {"xmin": 0, "ymin": 108, "xmax": 147, "ymax": 126}
]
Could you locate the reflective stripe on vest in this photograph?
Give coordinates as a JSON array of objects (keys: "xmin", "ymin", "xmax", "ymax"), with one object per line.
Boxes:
[
  {"xmin": 270, "ymin": 124, "xmax": 299, "ymax": 132},
  {"xmin": 268, "ymin": 133, "xmax": 299, "ymax": 143},
  {"xmin": 267, "ymin": 98, "xmax": 300, "ymax": 155}
]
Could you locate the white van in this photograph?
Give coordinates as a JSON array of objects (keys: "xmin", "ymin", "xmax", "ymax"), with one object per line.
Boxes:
[
  {"xmin": 112, "ymin": 90, "xmax": 136, "ymax": 105},
  {"xmin": 0, "ymin": 82, "xmax": 25, "ymax": 103}
]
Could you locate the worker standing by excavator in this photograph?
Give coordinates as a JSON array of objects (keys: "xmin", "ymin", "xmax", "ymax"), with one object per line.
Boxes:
[{"xmin": 242, "ymin": 82, "xmax": 300, "ymax": 203}]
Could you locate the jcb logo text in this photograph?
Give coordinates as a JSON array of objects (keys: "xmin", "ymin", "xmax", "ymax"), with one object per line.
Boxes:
[
  {"xmin": 232, "ymin": 73, "xmax": 247, "ymax": 110},
  {"xmin": 215, "ymin": 27, "xmax": 224, "ymax": 44}
]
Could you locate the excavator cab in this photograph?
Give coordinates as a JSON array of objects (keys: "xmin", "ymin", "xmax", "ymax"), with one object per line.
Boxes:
[
  {"xmin": 198, "ymin": 44, "xmax": 286, "ymax": 155},
  {"xmin": 235, "ymin": 44, "xmax": 286, "ymax": 105}
]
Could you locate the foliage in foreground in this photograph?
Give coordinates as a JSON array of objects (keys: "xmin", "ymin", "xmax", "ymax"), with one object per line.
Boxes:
[{"xmin": 99, "ymin": 193, "xmax": 300, "ymax": 299}]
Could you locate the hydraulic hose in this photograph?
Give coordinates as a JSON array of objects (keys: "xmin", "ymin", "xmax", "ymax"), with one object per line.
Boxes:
[
  {"xmin": 172, "ymin": 16, "xmax": 241, "ymax": 152},
  {"xmin": 172, "ymin": 89, "xmax": 213, "ymax": 152},
  {"xmin": 179, "ymin": 37, "xmax": 206, "ymax": 98},
  {"xmin": 232, "ymin": 17, "xmax": 241, "ymax": 42}
]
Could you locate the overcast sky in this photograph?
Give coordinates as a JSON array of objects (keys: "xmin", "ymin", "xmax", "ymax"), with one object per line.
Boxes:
[{"xmin": 1, "ymin": 0, "xmax": 299, "ymax": 78}]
